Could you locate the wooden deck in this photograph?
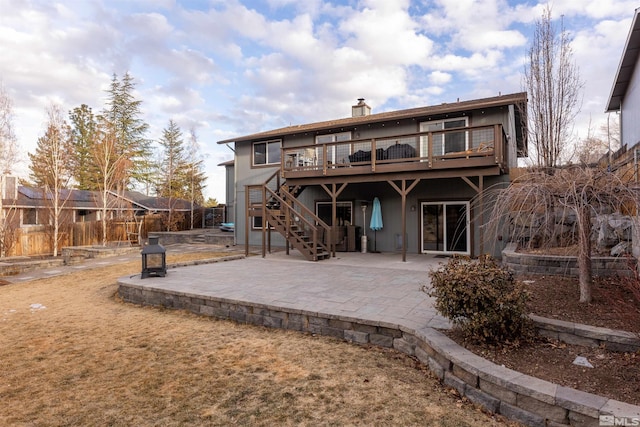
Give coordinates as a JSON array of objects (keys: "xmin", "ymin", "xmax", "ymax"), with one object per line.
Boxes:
[{"xmin": 281, "ymin": 124, "xmax": 508, "ymax": 184}]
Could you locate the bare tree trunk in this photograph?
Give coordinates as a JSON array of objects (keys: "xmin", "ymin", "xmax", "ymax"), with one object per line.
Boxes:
[{"xmin": 577, "ymin": 204, "xmax": 592, "ymax": 303}]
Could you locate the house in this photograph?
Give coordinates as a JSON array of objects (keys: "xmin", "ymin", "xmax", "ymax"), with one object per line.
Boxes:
[
  {"xmin": 605, "ymin": 8, "xmax": 640, "ymax": 181},
  {"xmin": 218, "ymin": 92, "xmax": 528, "ymax": 261},
  {"xmin": 0, "ymin": 175, "xmax": 199, "ymax": 255}
]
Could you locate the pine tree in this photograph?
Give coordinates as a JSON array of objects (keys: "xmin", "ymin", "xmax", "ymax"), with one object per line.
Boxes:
[
  {"xmin": 101, "ymin": 72, "xmax": 151, "ymax": 190},
  {"xmin": 69, "ymin": 104, "xmax": 99, "ymax": 190},
  {"xmin": 157, "ymin": 119, "xmax": 188, "ymax": 230}
]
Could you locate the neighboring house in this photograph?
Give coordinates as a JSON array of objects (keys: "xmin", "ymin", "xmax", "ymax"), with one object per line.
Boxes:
[
  {"xmin": 218, "ymin": 159, "xmax": 236, "ymax": 228},
  {"xmin": 606, "ymin": 8, "xmax": 640, "ymax": 150},
  {"xmin": 0, "ymin": 178, "xmax": 195, "ymax": 229},
  {"xmin": 605, "ymin": 8, "xmax": 640, "ymax": 181},
  {"xmin": 218, "ymin": 92, "xmax": 527, "ymax": 261}
]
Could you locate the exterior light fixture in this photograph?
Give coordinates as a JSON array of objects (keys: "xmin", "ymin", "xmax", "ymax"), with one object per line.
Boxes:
[{"xmin": 141, "ymin": 236, "xmax": 166, "ymax": 279}]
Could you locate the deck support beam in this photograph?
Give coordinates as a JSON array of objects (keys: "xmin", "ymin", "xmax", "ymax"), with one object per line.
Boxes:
[
  {"xmin": 321, "ymin": 182, "xmax": 348, "ymax": 257},
  {"xmin": 387, "ymin": 179, "xmax": 421, "ymax": 262}
]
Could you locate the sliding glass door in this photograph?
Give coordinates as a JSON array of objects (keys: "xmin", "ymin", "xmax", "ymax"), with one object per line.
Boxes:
[{"xmin": 421, "ymin": 202, "xmax": 469, "ymax": 254}]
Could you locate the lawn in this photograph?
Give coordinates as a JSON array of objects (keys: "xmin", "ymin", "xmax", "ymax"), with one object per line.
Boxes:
[{"xmin": 0, "ymin": 251, "xmax": 514, "ymax": 426}]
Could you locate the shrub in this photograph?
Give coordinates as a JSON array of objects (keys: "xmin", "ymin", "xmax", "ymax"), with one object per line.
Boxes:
[{"xmin": 427, "ymin": 254, "xmax": 533, "ymax": 345}]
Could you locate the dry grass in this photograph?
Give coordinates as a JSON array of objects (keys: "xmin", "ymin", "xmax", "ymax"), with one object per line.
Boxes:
[{"xmin": 0, "ymin": 251, "xmax": 513, "ymax": 426}]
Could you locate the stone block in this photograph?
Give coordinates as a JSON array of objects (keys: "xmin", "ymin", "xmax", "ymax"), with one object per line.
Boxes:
[
  {"xmin": 344, "ymin": 329, "xmax": 369, "ymax": 344},
  {"xmin": 393, "ymin": 338, "xmax": 415, "ymax": 356},
  {"xmin": 328, "ymin": 319, "xmax": 353, "ymax": 330},
  {"xmin": 353, "ymin": 323, "xmax": 377, "ymax": 334},
  {"xmin": 246, "ymin": 313, "xmax": 264, "ymax": 326},
  {"xmin": 605, "ymin": 342, "xmax": 640, "ymax": 352},
  {"xmin": 444, "ymin": 371, "xmax": 466, "ymax": 397},
  {"xmin": 321, "ymin": 326, "xmax": 344, "ymax": 339},
  {"xmin": 517, "ymin": 394, "xmax": 568, "ymax": 424},
  {"xmin": 600, "ymin": 399, "xmax": 640, "ymax": 418},
  {"xmin": 506, "ymin": 374, "xmax": 557, "ymax": 404},
  {"xmin": 452, "ymin": 363, "xmax": 478, "ymax": 388},
  {"xmin": 268, "ymin": 310, "xmax": 288, "ymax": 320},
  {"xmin": 568, "ymin": 411, "xmax": 599, "ymax": 427},
  {"xmin": 203, "ymin": 299, "xmax": 221, "ymax": 308},
  {"xmin": 537, "ymin": 328, "xmax": 559, "ymax": 341},
  {"xmin": 499, "ymin": 401, "xmax": 545, "ymax": 427},
  {"xmin": 529, "ymin": 314, "xmax": 573, "ymax": 333},
  {"xmin": 369, "ymin": 333, "xmax": 393, "ymax": 348},
  {"xmin": 263, "ymin": 316, "xmax": 283, "ymax": 329},
  {"xmin": 377, "ymin": 326, "xmax": 402, "ymax": 338},
  {"xmin": 228, "ymin": 309, "xmax": 246, "ymax": 323},
  {"xmin": 558, "ymin": 332, "xmax": 599, "ymax": 348},
  {"xmin": 465, "ymin": 386, "xmax": 500, "ymax": 414},
  {"xmin": 555, "ymin": 385, "xmax": 607, "ymax": 418},
  {"xmin": 477, "ymin": 363, "xmax": 523, "ymax": 389},
  {"xmin": 479, "ymin": 378, "xmax": 517, "ymax": 405},
  {"xmin": 309, "ymin": 316, "xmax": 329, "ymax": 326}
]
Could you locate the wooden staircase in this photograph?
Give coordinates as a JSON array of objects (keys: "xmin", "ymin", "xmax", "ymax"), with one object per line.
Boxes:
[{"xmin": 247, "ymin": 171, "xmax": 332, "ymax": 261}]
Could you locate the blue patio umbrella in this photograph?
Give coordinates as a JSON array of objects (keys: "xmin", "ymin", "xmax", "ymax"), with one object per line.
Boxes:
[{"xmin": 370, "ymin": 197, "xmax": 383, "ymax": 252}]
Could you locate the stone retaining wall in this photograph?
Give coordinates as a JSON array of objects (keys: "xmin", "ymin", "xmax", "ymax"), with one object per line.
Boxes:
[
  {"xmin": 118, "ymin": 279, "xmax": 640, "ymax": 427},
  {"xmin": 530, "ymin": 314, "xmax": 640, "ymax": 353},
  {"xmin": 502, "ymin": 243, "xmax": 633, "ymax": 277},
  {"xmin": 61, "ymin": 245, "xmax": 140, "ymax": 265},
  {"xmin": 0, "ymin": 258, "xmax": 64, "ymax": 276}
]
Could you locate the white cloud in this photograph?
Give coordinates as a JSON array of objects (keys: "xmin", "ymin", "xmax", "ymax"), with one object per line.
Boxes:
[
  {"xmin": 429, "ymin": 71, "xmax": 451, "ymax": 85},
  {"xmin": 0, "ymin": 0, "xmax": 638, "ymax": 201}
]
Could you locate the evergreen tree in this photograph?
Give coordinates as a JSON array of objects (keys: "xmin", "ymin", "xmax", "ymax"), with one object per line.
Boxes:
[
  {"xmin": 157, "ymin": 119, "xmax": 188, "ymax": 230},
  {"xmin": 101, "ymin": 72, "xmax": 151, "ymax": 190},
  {"xmin": 69, "ymin": 104, "xmax": 99, "ymax": 190}
]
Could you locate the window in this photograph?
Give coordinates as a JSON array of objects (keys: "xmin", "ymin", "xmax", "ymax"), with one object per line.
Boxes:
[
  {"xmin": 253, "ymin": 139, "xmax": 281, "ymax": 166},
  {"xmin": 421, "ymin": 201, "xmax": 469, "ymax": 254},
  {"xmin": 420, "ymin": 117, "xmax": 468, "ymax": 156},
  {"xmin": 252, "ymin": 215, "xmax": 275, "ymax": 230},
  {"xmin": 23, "ymin": 209, "xmax": 37, "ymax": 225},
  {"xmin": 316, "ymin": 132, "xmax": 351, "ymax": 165},
  {"xmin": 315, "ymin": 201, "xmax": 353, "ymax": 226}
]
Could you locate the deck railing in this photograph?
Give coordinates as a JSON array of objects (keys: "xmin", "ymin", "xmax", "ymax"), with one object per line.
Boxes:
[{"xmin": 282, "ymin": 124, "xmax": 507, "ymax": 176}]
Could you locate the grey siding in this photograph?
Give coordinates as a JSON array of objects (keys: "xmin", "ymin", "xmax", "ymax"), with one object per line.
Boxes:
[{"xmin": 622, "ymin": 54, "xmax": 640, "ymax": 146}]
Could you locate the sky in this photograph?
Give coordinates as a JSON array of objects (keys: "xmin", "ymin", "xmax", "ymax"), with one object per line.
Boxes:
[{"xmin": 0, "ymin": 0, "xmax": 637, "ymax": 203}]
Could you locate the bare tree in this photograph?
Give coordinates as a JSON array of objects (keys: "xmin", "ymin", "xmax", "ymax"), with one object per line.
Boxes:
[
  {"xmin": 0, "ymin": 82, "xmax": 20, "ymax": 175},
  {"xmin": 0, "ymin": 83, "xmax": 20, "ymax": 256},
  {"xmin": 482, "ymin": 166, "xmax": 639, "ymax": 303},
  {"xmin": 93, "ymin": 121, "xmax": 129, "ymax": 246},
  {"xmin": 28, "ymin": 104, "xmax": 75, "ymax": 256},
  {"xmin": 523, "ymin": 5, "xmax": 583, "ymax": 167},
  {"xmin": 186, "ymin": 127, "xmax": 206, "ymax": 229}
]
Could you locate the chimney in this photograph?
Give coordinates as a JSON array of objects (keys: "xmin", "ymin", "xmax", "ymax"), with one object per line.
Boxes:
[
  {"xmin": 352, "ymin": 98, "xmax": 371, "ymax": 117},
  {"xmin": 0, "ymin": 175, "xmax": 17, "ymax": 200}
]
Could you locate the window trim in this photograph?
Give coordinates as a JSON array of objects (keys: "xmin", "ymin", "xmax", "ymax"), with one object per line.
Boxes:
[
  {"xmin": 315, "ymin": 131, "xmax": 352, "ymax": 164},
  {"xmin": 315, "ymin": 200, "xmax": 353, "ymax": 226},
  {"xmin": 252, "ymin": 139, "xmax": 282, "ymax": 167},
  {"xmin": 420, "ymin": 117, "xmax": 469, "ymax": 156},
  {"xmin": 420, "ymin": 201, "xmax": 470, "ymax": 255}
]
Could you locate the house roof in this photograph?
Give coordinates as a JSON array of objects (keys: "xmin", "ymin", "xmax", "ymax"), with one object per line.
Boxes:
[
  {"xmin": 607, "ymin": 8, "xmax": 640, "ymax": 112},
  {"xmin": 3, "ymin": 186, "xmax": 195, "ymax": 212},
  {"xmin": 113, "ymin": 190, "xmax": 194, "ymax": 211},
  {"xmin": 217, "ymin": 92, "xmax": 527, "ymax": 144},
  {"xmin": 218, "ymin": 159, "xmax": 234, "ymax": 167}
]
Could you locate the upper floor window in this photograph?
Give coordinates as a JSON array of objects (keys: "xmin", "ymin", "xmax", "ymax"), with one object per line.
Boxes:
[
  {"xmin": 316, "ymin": 132, "xmax": 352, "ymax": 164},
  {"xmin": 253, "ymin": 139, "xmax": 281, "ymax": 166},
  {"xmin": 420, "ymin": 117, "xmax": 468, "ymax": 156}
]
